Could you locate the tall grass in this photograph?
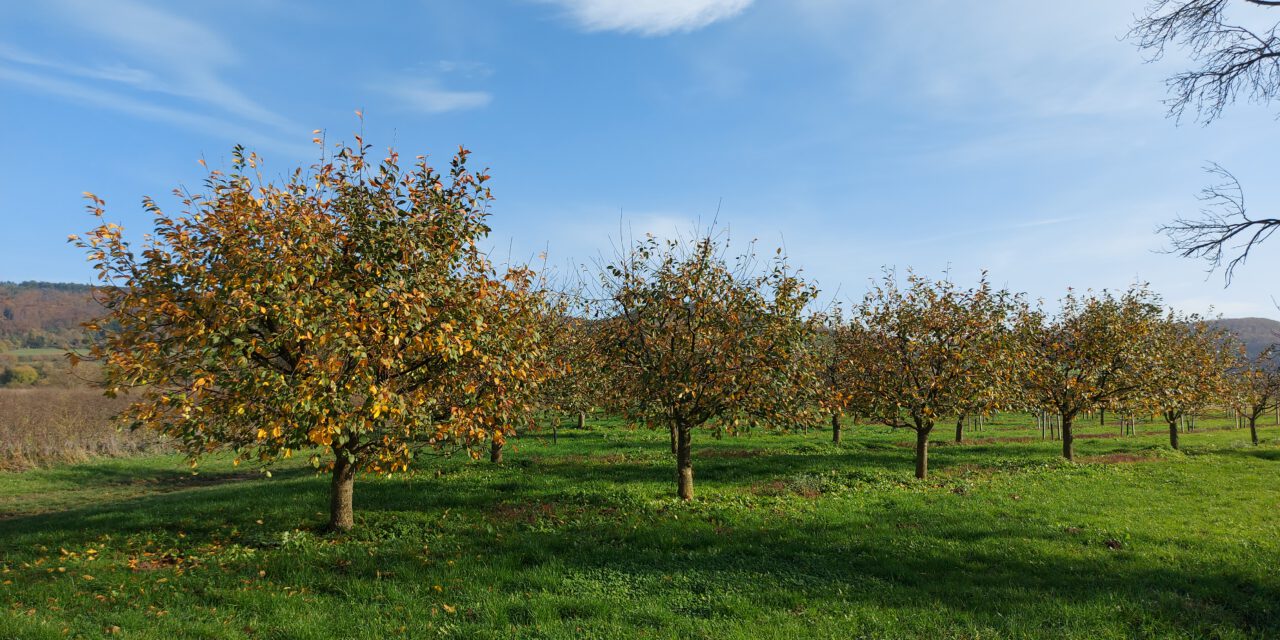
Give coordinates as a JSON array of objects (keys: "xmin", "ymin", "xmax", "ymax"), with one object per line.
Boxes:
[{"xmin": 0, "ymin": 387, "xmax": 168, "ymax": 470}]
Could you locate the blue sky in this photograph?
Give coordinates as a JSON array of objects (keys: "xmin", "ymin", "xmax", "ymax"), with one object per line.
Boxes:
[{"xmin": 3, "ymin": 0, "xmax": 1280, "ymax": 317}]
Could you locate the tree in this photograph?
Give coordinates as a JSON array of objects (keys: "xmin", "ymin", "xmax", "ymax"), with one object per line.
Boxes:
[
  {"xmin": 591, "ymin": 231, "xmax": 817, "ymax": 500},
  {"xmin": 1140, "ymin": 313, "xmax": 1236, "ymax": 449},
  {"xmin": 536, "ymin": 309, "xmax": 608, "ymax": 440},
  {"xmin": 1229, "ymin": 346, "xmax": 1280, "ymax": 444},
  {"xmin": 73, "ymin": 138, "xmax": 549, "ymax": 531},
  {"xmin": 1, "ymin": 364, "xmax": 39, "ymax": 387},
  {"xmin": 1017, "ymin": 287, "xmax": 1164, "ymax": 461},
  {"xmin": 1130, "ymin": 0, "xmax": 1280, "ymax": 280},
  {"xmin": 808, "ymin": 308, "xmax": 865, "ymax": 445},
  {"xmin": 852, "ymin": 272, "xmax": 1017, "ymax": 479},
  {"xmin": 486, "ymin": 294, "xmax": 600, "ymax": 464}
]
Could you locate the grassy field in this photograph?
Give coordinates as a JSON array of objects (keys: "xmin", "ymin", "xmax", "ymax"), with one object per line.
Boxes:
[
  {"xmin": 1, "ymin": 414, "xmax": 1277, "ymax": 639},
  {"xmin": 1, "ymin": 348, "xmax": 70, "ymax": 358}
]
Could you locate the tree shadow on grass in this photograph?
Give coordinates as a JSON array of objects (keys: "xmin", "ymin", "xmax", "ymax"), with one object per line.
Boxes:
[
  {"xmin": 1214, "ymin": 447, "xmax": 1280, "ymax": 462},
  {"xmin": 2, "ymin": 444, "xmax": 1276, "ymax": 637},
  {"xmin": 373, "ymin": 499, "xmax": 1280, "ymax": 637}
]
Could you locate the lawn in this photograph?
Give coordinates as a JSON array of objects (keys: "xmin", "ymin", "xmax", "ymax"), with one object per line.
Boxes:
[
  {"xmin": 1, "ymin": 348, "xmax": 70, "ymax": 359},
  {"xmin": 1, "ymin": 414, "xmax": 1277, "ymax": 639}
]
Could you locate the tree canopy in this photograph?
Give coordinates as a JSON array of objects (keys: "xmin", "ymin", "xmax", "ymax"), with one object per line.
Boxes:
[
  {"xmin": 73, "ymin": 139, "xmax": 550, "ymax": 530},
  {"xmin": 591, "ymin": 232, "xmax": 817, "ymax": 499}
]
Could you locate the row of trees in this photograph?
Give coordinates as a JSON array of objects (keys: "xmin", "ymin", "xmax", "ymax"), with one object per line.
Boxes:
[{"xmin": 75, "ymin": 137, "xmax": 1273, "ymax": 531}]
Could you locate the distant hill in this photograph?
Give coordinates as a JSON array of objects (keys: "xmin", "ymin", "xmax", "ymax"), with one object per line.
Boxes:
[
  {"xmin": 0, "ymin": 282, "xmax": 101, "ymax": 350},
  {"xmin": 1208, "ymin": 317, "xmax": 1280, "ymax": 358}
]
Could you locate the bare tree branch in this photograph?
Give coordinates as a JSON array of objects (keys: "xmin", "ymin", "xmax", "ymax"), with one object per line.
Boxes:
[
  {"xmin": 1159, "ymin": 163, "xmax": 1280, "ymax": 283},
  {"xmin": 1130, "ymin": 1, "xmax": 1280, "ymax": 282},
  {"xmin": 1130, "ymin": 0, "xmax": 1280, "ymax": 123}
]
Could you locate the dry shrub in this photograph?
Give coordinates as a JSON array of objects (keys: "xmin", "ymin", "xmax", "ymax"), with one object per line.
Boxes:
[{"xmin": 0, "ymin": 387, "xmax": 170, "ymax": 470}]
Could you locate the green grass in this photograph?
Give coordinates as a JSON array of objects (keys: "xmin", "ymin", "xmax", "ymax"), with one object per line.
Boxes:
[
  {"xmin": 1, "ymin": 348, "xmax": 69, "ymax": 359},
  {"xmin": 2, "ymin": 414, "xmax": 1278, "ymax": 639}
]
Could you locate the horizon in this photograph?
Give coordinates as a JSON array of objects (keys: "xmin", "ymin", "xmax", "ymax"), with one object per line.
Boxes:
[{"xmin": 4, "ymin": 1, "xmax": 1280, "ymax": 319}]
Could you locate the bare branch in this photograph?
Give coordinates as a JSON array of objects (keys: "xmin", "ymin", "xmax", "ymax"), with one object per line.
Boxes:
[
  {"xmin": 1159, "ymin": 163, "xmax": 1280, "ymax": 283},
  {"xmin": 1129, "ymin": 0, "xmax": 1280, "ymax": 123}
]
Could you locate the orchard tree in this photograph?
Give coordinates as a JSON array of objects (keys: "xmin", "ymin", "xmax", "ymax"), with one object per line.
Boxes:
[
  {"xmin": 1230, "ymin": 346, "xmax": 1280, "ymax": 445},
  {"xmin": 538, "ymin": 310, "xmax": 608, "ymax": 435},
  {"xmin": 592, "ymin": 232, "xmax": 818, "ymax": 500},
  {"xmin": 852, "ymin": 272, "xmax": 1018, "ymax": 479},
  {"xmin": 808, "ymin": 310, "xmax": 866, "ymax": 445},
  {"xmin": 1017, "ymin": 287, "xmax": 1164, "ymax": 461},
  {"xmin": 73, "ymin": 138, "xmax": 549, "ymax": 531},
  {"xmin": 1141, "ymin": 313, "xmax": 1237, "ymax": 449}
]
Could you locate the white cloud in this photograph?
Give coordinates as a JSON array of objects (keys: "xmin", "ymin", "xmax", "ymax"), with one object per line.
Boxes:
[
  {"xmin": 539, "ymin": 0, "xmax": 753, "ymax": 36},
  {"xmin": 788, "ymin": 0, "xmax": 1168, "ymax": 121},
  {"xmin": 47, "ymin": 0, "xmax": 293, "ymax": 131},
  {"xmin": 0, "ymin": 65, "xmax": 311, "ymax": 157},
  {"xmin": 383, "ymin": 84, "xmax": 493, "ymax": 114},
  {"xmin": 375, "ymin": 61, "xmax": 495, "ymax": 115}
]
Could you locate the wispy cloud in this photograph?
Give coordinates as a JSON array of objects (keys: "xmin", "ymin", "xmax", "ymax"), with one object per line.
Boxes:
[
  {"xmin": 790, "ymin": 0, "xmax": 1166, "ymax": 121},
  {"xmin": 381, "ymin": 83, "xmax": 493, "ymax": 114},
  {"xmin": 0, "ymin": 65, "xmax": 311, "ymax": 157},
  {"xmin": 0, "ymin": 42, "xmax": 154, "ymax": 86},
  {"xmin": 373, "ymin": 60, "xmax": 495, "ymax": 115},
  {"xmin": 538, "ymin": 0, "xmax": 753, "ymax": 36},
  {"xmin": 44, "ymin": 0, "xmax": 293, "ymax": 131}
]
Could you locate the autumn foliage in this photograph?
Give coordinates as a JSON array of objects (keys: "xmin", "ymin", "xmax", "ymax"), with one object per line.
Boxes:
[
  {"xmin": 591, "ymin": 233, "xmax": 818, "ymax": 499},
  {"xmin": 73, "ymin": 139, "xmax": 549, "ymax": 531},
  {"xmin": 845, "ymin": 272, "xmax": 1020, "ymax": 478},
  {"xmin": 1017, "ymin": 287, "xmax": 1164, "ymax": 461}
]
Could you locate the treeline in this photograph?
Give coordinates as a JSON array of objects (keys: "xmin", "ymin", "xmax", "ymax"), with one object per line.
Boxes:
[{"xmin": 70, "ymin": 138, "xmax": 1277, "ymax": 531}]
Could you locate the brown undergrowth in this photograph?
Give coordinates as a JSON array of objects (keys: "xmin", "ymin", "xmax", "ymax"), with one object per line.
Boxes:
[{"xmin": 0, "ymin": 387, "xmax": 168, "ymax": 470}]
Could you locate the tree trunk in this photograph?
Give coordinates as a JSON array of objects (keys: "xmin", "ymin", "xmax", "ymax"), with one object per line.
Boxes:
[
  {"xmin": 1168, "ymin": 419, "xmax": 1179, "ymax": 450},
  {"xmin": 1250, "ymin": 415, "xmax": 1259, "ymax": 446},
  {"xmin": 831, "ymin": 412, "xmax": 842, "ymax": 445},
  {"xmin": 676, "ymin": 424, "xmax": 694, "ymax": 500},
  {"xmin": 328, "ymin": 455, "xmax": 356, "ymax": 532},
  {"xmin": 577, "ymin": 410, "xmax": 586, "ymax": 429},
  {"xmin": 914, "ymin": 428, "xmax": 930, "ymax": 479},
  {"xmin": 490, "ymin": 439, "xmax": 504, "ymax": 463},
  {"xmin": 669, "ymin": 424, "xmax": 677, "ymax": 454},
  {"xmin": 552, "ymin": 424, "xmax": 558, "ymax": 445},
  {"xmin": 1061, "ymin": 415, "xmax": 1074, "ymax": 461},
  {"xmin": 955, "ymin": 415, "xmax": 965, "ymax": 443},
  {"xmin": 1099, "ymin": 407, "xmax": 1105, "ymax": 426}
]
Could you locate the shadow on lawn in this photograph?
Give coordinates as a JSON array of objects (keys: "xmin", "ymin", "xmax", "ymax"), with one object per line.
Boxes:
[
  {"xmin": 28, "ymin": 461, "xmax": 271, "ymax": 490},
  {"xmin": 4, "ymin": 430, "xmax": 1277, "ymax": 636}
]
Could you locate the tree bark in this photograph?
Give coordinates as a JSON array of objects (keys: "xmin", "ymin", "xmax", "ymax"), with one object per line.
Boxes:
[
  {"xmin": 1250, "ymin": 415, "xmax": 1259, "ymax": 446},
  {"xmin": 552, "ymin": 424, "xmax": 558, "ymax": 445},
  {"xmin": 1099, "ymin": 407, "xmax": 1105, "ymax": 426},
  {"xmin": 831, "ymin": 411, "xmax": 842, "ymax": 445},
  {"xmin": 954, "ymin": 415, "xmax": 965, "ymax": 443},
  {"xmin": 676, "ymin": 424, "xmax": 694, "ymax": 500},
  {"xmin": 670, "ymin": 423, "xmax": 677, "ymax": 454},
  {"xmin": 1168, "ymin": 419, "xmax": 1180, "ymax": 450},
  {"xmin": 1061, "ymin": 415, "xmax": 1074, "ymax": 461},
  {"xmin": 328, "ymin": 455, "xmax": 356, "ymax": 532},
  {"xmin": 577, "ymin": 410, "xmax": 586, "ymax": 429},
  {"xmin": 490, "ymin": 439, "xmax": 504, "ymax": 463},
  {"xmin": 914, "ymin": 428, "xmax": 930, "ymax": 479}
]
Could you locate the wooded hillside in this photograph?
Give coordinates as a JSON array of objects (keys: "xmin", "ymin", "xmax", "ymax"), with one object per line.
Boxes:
[
  {"xmin": 1208, "ymin": 317, "xmax": 1280, "ymax": 357},
  {"xmin": 0, "ymin": 282, "xmax": 100, "ymax": 349}
]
